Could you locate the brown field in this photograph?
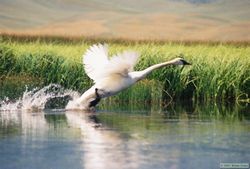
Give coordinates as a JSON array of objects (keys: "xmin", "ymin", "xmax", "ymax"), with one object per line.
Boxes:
[{"xmin": 0, "ymin": 0, "xmax": 250, "ymax": 42}]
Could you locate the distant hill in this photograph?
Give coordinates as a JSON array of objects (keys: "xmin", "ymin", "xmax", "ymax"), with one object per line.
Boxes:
[{"xmin": 0, "ymin": 0, "xmax": 249, "ymax": 41}]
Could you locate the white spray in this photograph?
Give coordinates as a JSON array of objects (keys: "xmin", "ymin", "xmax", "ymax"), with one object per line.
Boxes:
[{"xmin": 0, "ymin": 84, "xmax": 80, "ymax": 111}]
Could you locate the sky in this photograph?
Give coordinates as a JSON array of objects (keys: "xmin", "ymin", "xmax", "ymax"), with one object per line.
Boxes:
[{"xmin": 0, "ymin": 0, "xmax": 249, "ymax": 41}]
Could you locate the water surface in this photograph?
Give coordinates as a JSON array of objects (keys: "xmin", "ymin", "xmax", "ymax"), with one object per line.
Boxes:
[{"xmin": 0, "ymin": 105, "xmax": 249, "ymax": 169}]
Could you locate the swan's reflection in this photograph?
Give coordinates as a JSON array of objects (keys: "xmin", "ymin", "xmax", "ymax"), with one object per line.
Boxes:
[{"xmin": 65, "ymin": 111, "xmax": 141, "ymax": 169}]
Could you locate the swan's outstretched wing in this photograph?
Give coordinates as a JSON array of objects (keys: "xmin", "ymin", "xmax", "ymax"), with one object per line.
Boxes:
[
  {"xmin": 83, "ymin": 44, "xmax": 109, "ymax": 81},
  {"xmin": 83, "ymin": 44, "xmax": 139, "ymax": 83},
  {"xmin": 105, "ymin": 51, "xmax": 139, "ymax": 77}
]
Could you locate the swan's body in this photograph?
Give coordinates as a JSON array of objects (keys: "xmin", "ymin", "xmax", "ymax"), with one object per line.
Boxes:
[{"xmin": 66, "ymin": 44, "xmax": 190, "ymax": 110}]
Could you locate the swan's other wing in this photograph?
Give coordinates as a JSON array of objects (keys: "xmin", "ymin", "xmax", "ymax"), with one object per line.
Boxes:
[
  {"xmin": 105, "ymin": 51, "xmax": 139, "ymax": 77},
  {"xmin": 83, "ymin": 44, "xmax": 139, "ymax": 83},
  {"xmin": 83, "ymin": 44, "xmax": 109, "ymax": 82}
]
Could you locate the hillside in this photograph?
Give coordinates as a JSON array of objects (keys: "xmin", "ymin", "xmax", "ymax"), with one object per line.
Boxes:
[{"xmin": 0, "ymin": 0, "xmax": 249, "ymax": 41}]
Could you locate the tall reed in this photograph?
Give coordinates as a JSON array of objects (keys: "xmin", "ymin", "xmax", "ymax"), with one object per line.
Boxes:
[{"xmin": 0, "ymin": 37, "xmax": 249, "ymax": 103}]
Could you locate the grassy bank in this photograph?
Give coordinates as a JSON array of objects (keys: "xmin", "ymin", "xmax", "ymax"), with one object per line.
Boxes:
[{"xmin": 0, "ymin": 35, "xmax": 249, "ymax": 103}]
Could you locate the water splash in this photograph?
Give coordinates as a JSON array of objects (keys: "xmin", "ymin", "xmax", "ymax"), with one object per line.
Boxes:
[{"xmin": 0, "ymin": 84, "xmax": 80, "ymax": 111}]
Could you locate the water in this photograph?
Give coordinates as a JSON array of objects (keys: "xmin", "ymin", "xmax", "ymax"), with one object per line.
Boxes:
[{"xmin": 0, "ymin": 85, "xmax": 250, "ymax": 169}]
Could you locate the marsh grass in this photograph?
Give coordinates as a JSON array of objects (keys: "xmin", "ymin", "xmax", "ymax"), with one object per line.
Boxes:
[
  {"xmin": 0, "ymin": 75, "xmax": 42, "ymax": 100},
  {"xmin": 0, "ymin": 35, "xmax": 249, "ymax": 104}
]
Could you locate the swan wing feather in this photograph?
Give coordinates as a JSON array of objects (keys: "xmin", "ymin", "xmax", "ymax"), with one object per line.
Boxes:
[
  {"xmin": 83, "ymin": 44, "xmax": 109, "ymax": 82},
  {"xmin": 83, "ymin": 44, "xmax": 139, "ymax": 83},
  {"xmin": 105, "ymin": 51, "xmax": 139, "ymax": 77}
]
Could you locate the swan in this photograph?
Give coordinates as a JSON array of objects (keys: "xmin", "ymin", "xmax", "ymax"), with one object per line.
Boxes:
[{"xmin": 66, "ymin": 44, "xmax": 191, "ymax": 110}]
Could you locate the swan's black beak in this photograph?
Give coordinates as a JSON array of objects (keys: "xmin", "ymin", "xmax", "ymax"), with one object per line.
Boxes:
[{"xmin": 181, "ymin": 59, "xmax": 191, "ymax": 65}]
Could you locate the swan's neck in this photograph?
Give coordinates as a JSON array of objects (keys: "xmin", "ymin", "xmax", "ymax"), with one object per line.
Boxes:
[{"xmin": 130, "ymin": 60, "xmax": 175, "ymax": 81}]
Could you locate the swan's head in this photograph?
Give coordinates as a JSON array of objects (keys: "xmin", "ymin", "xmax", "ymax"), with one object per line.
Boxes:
[{"xmin": 170, "ymin": 58, "xmax": 191, "ymax": 65}]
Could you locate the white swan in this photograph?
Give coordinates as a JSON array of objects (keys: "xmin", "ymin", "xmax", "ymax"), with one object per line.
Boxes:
[{"xmin": 66, "ymin": 44, "xmax": 190, "ymax": 110}]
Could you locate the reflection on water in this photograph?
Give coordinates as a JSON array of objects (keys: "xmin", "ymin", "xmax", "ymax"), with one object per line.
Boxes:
[{"xmin": 0, "ymin": 104, "xmax": 250, "ymax": 169}]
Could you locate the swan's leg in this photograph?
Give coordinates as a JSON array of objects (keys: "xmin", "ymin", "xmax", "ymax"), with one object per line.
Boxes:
[{"xmin": 88, "ymin": 88, "xmax": 101, "ymax": 108}]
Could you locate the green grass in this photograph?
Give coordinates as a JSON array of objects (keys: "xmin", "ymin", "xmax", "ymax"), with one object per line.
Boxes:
[{"xmin": 0, "ymin": 35, "xmax": 249, "ymax": 104}]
